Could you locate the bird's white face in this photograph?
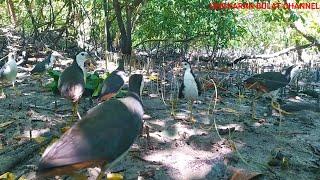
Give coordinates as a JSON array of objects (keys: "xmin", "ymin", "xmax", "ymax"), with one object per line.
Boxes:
[
  {"xmin": 290, "ymin": 64, "xmax": 302, "ymax": 81},
  {"xmin": 182, "ymin": 61, "xmax": 191, "ymax": 70},
  {"xmin": 76, "ymin": 52, "xmax": 89, "ymax": 66},
  {"xmin": 8, "ymin": 52, "xmax": 15, "ymax": 61}
]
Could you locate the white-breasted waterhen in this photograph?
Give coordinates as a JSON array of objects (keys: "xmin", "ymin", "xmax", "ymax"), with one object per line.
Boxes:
[
  {"xmin": 98, "ymin": 59, "xmax": 125, "ymax": 102},
  {"xmin": 37, "ymin": 74, "xmax": 144, "ymax": 179},
  {"xmin": 178, "ymin": 60, "xmax": 202, "ymax": 122},
  {"xmin": 31, "ymin": 50, "xmax": 64, "ymax": 86},
  {"xmin": 0, "ymin": 52, "xmax": 18, "ymax": 98},
  {"xmin": 58, "ymin": 52, "xmax": 90, "ymax": 121},
  {"xmin": 244, "ymin": 65, "xmax": 302, "ymax": 118}
]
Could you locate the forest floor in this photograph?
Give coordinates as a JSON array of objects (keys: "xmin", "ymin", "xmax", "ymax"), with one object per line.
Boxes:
[{"xmin": 0, "ymin": 60, "xmax": 320, "ymax": 180}]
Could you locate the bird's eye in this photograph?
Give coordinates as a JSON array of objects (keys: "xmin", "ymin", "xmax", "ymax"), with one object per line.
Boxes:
[{"xmin": 81, "ymin": 53, "xmax": 84, "ymax": 56}]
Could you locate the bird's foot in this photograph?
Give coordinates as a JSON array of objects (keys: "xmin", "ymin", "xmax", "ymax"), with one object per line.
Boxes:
[
  {"xmin": 14, "ymin": 90, "xmax": 22, "ymax": 96},
  {"xmin": 106, "ymin": 173, "xmax": 123, "ymax": 180},
  {"xmin": 188, "ymin": 115, "xmax": 197, "ymax": 123},
  {"xmin": 271, "ymin": 101, "xmax": 291, "ymax": 115}
]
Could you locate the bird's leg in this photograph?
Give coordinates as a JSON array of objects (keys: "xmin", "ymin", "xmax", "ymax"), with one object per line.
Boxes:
[
  {"xmin": 188, "ymin": 100, "xmax": 196, "ymax": 123},
  {"xmin": 251, "ymin": 97, "xmax": 256, "ymax": 119},
  {"xmin": 75, "ymin": 102, "xmax": 81, "ymax": 119},
  {"xmin": 39, "ymin": 78, "xmax": 43, "ymax": 87},
  {"xmin": 13, "ymin": 82, "xmax": 21, "ymax": 96},
  {"xmin": 170, "ymin": 98, "xmax": 177, "ymax": 116},
  {"xmin": 0, "ymin": 87, "xmax": 5, "ymax": 99},
  {"xmin": 96, "ymin": 164, "xmax": 107, "ymax": 180},
  {"xmin": 71, "ymin": 102, "xmax": 81, "ymax": 121},
  {"xmin": 270, "ymin": 98, "xmax": 291, "ymax": 115},
  {"xmin": 68, "ymin": 102, "xmax": 76, "ymax": 125},
  {"xmin": 251, "ymin": 93, "xmax": 260, "ymax": 120}
]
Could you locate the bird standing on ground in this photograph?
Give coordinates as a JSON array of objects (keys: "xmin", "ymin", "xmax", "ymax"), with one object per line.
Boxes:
[
  {"xmin": 37, "ymin": 74, "xmax": 144, "ymax": 179},
  {"xmin": 179, "ymin": 61, "xmax": 202, "ymax": 122},
  {"xmin": 58, "ymin": 52, "xmax": 90, "ymax": 121},
  {"xmin": 244, "ymin": 65, "xmax": 302, "ymax": 118},
  {"xmin": 98, "ymin": 59, "xmax": 125, "ymax": 102},
  {"xmin": 31, "ymin": 51, "xmax": 64, "ymax": 85},
  {"xmin": 0, "ymin": 52, "xmax": 18, "ymax": 98}
]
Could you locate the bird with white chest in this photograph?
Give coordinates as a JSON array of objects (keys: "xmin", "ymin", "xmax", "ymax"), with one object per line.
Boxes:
[
  {"xmin": 179, "ymin": 60, "xmax": 202, "ymax": 122},
  {"xmin": 0, "ymin": 52, "xmax": 18, "ymax": 98}
]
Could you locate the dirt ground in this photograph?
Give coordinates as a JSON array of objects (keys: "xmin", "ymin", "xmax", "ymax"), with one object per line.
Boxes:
[{"xmin": 0, "ymin": 61, "xmax": 319, "ymax": 180}]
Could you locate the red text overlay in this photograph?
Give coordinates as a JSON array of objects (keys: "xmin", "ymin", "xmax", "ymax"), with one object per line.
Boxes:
[{"xmin": 209, "ymin": 2, "xmax": 320, "ymax": 10}]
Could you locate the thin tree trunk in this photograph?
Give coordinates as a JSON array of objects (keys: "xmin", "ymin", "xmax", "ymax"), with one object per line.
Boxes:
[
  {"xmin": 24, "ymin": 0, "xmax": 39, "ymax": 38},
  {"xmin": 6, "ymin": 0, "xmax": 17, "ymax": 27}
]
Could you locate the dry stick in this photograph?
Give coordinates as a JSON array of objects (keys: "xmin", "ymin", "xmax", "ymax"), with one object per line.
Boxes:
[
  {"xmin": 159, "ymin": 64, "xmax": 167, "ymax": 107},
  {"xmin": 200, "ymin": 79, "xmax": 222, "ymax": 140}
]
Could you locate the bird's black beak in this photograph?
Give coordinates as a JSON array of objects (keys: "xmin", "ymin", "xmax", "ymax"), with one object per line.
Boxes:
[{"xmin": 85, "ymin": 53, "xmax": 97, "ymax": 71}]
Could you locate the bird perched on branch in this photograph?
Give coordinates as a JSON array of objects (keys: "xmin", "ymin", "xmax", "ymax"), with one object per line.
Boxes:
[
  {"xmin": 0, "ymin": 52, "xmax": 18, "ymax": 98},
  {"xmin": 98, "ymin": 59, "xmax": 125, "ymax": 102},
  {"xmin": 58, "ymin": 52, "xmax": 90, "ymax": 121},
  {"xmin": 179, "ymin": 61, "xmax": 202, "ymax": 122},
  {"xmin": 31, "ymin": 50, "xmax": 64, "ymax": 85},
  {"xmin": 37, "ymin": 74, "xmax": 144, "ymax": 179},
  {"xmin": 244, "ymin": 65, "xmax": 302, "ymax": 118}
]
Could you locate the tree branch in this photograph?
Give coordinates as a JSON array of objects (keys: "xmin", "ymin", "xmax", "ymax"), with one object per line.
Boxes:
[{"xmin": 228, "ymin": 43, "xmax": 316, "ymax": 66}]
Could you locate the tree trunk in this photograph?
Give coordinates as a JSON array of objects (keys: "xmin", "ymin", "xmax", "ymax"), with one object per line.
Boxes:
[
  {"xmin": 6, "ymin": 0, "xmax": 17, "ymax": 27},
  {"xmin": 24, "ymin": 0, "xmax": 39, "ymax": 38}
]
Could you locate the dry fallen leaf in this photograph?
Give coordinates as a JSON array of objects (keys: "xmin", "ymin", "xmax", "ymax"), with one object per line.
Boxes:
[{"xmin": 229, "ymin": 167, "xmax": 263, "ymax": 180}]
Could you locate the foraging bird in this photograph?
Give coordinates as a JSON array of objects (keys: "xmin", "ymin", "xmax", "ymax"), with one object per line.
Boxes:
[
  {"xmin": 0, "ymin": 52, "xmax": 18, "ymax": 98},
  {"xmin": 98, "ymin": 59, "xmax": 125, "ymax": 102},
  {"xmin": 31, "ymin": 50, "xmax": 63, "ymax": 74},
  {"xmin": 37, "ymin": 74, "xmax": 144, "ymax": 179},
  {"xmin": 31, "ymin": 51, "xmax": 64, "ymax": 85},
  {"xmin": 58, "ymin": 52, "xmax": 89, "ymax": 120},
  {"xmin": 179, "ymin": 61, "xmax": 202, "ymax": 122},
  {"xmin": 244, "ymin": 65, "xmax": 302, "ymax": 118}
]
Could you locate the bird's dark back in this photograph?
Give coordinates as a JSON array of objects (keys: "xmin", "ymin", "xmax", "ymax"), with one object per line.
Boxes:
[
  {"xmin": 37, "ymin": 97, "xmax": 143, "ymax": 176},
  {"xmin": 31, "ymin": 54, "xmax": 52, "ymax": 74},
  {"xmin": 58, "ymin": 62, "xmax": 85, "ymax": 102},
  {"xmin": 245, "ymin": 72, "xmax": 289, "ymax": 92}
]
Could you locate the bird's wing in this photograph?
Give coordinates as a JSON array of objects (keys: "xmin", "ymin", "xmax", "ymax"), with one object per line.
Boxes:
[
  {"xmin": 100, "ymin": 71, "xmax": 125, "ymax": 97},
  {"xmin": 195, "ymin": 77, "xmax": 202, "ymax": 95},
  {"xmin": 31, "ymin": 55, "xmax": 51, "ymax": 74},
  {"xmin": 58, "ymin": 65, "xmax": 85, "ymax": 102},
  {"xmin": 178, "ymin": 82, "xmax": 185, "ymax": 98},
  {"xmin": 0, "ymin": 61, "xmax": 5, "ymax": 69},
  {"xmin": 0, "ymin": 63, "xmax": 11, "ymax": 77},
  {"xmin": 31, "ymin": 61, "xmax": 46, "ymax": 74},
  {"xmin": 38, "ymin": 99, "xmax": 142, "ymax": 176}
]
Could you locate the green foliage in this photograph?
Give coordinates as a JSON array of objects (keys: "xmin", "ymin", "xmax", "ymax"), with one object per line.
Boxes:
[
  {"xmin": 46, "ymin": 70, "xmax": 61, "ymax": 94},
  {"xmin": 134, "ymin": 0, "xmax": 241, "ymax": 50},
  {"xmin": 85, "ymin": 72, "xmax": 104, "ymax": 97},
  {"xmin": 0, "ymin": 0, "xmax": 318, "ymax": 54}
]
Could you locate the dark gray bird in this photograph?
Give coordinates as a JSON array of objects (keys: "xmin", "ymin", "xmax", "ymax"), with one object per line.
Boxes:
[
  {"xmin": 178, "ymin": 61, "xmax": 202, "ymax": 122},
  {"xmin": 244, "ymin": 65, "xmax": 302, "ymax": 118},
  {"xmin": 0, "ymin": 52, "xmax": 18, "ymax": 98},
  {"xmin": 31, "ymin": 51, "xmax": 63, "ymax": 74},
  {"xmin": 58, "ymin": 52, "xmax": 89, "ymax": 121},
  {"xmin": 37, "ymin": 74, "xmax": 144, "ymax": 179},
  {"xmin": 98, "ymin": 59, "xmax": 125, "ymax": 102},
  {"xmin": 31, "ymin": 51, "xmax": 63, "ymax": 86}
]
